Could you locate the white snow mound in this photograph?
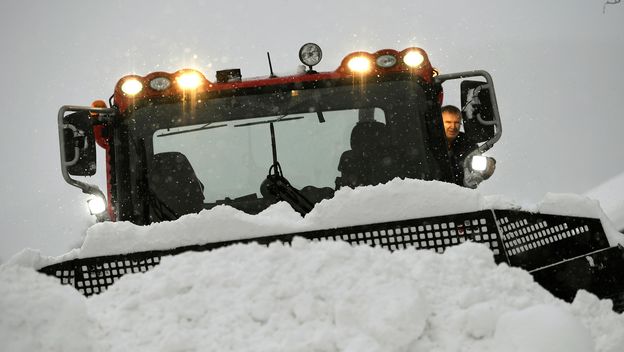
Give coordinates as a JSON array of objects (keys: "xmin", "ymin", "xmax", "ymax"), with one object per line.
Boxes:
[
  {"xmin": 0, "ymin": 265, "xmax": 90, "ymax": 352},
  {"xmin": 10, "ymin": 178, "xmax": 624, "ymax": 268},
  {"xmin": 2, "ymin": 240, "xmax": 623, "ymax": 352},
  {"xmin": 80, "ymin": 178, "xmax": 486, "ymax": 259}
]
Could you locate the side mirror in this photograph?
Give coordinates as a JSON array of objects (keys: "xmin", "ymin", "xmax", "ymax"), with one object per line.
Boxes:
[
  {"xmin": 62, "ymin": 111, "xmax": 96, "ymax": 176},
  {"xmin": 460, "ymin": 80, "xmax": 496, "ymax": 144}
]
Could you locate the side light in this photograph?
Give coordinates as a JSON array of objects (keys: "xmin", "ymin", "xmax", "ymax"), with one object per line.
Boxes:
[
  {"xmin": 121, "ymin": 79, "xmax": 143, "ymax": 95},
  {"xmin": 87, "ymin": 197, "xmax": 107, "ymax": 215},
  {"xmin": 403, "ymin": 50, "xmax": 425, "ymax": 67},
  {"xmin": 347, "ymin": 56, "xmax": 372, "ymax": 73},
  {"xmin": 376, "ymin": 54, "xmax": 397, "ymax": 68},
  {"xmin": 177, "ymin": 71, "xmax": 203, "ymax": 90},
  {"xmin": 471, "ymin": 155, "xmax": 488, "ymax": 172},
  {"xmin": 150, "ymin": 77, "xmax": 171, "ymax": 91}
]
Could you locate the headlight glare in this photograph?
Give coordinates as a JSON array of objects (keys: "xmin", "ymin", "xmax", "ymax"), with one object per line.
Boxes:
[
  {"xmin": 121, "ymin": 79, "xmax": 143, "ymax": 95},
  {"xmin": 347, "ymin": 56, "xmax": 372, "ymax": 73},
  {"xmin": 403, "ymin": 51, "xmax": 425, "ymax": 67},
  {"xmin": 87, "ymin": 197, "xmax": 107, "ymax": 215},
  {"xmin": 471, "ymin": 155, "xmax": 488, "ymax": 172},
  {"xmin": 177, "ymin": 72, "xmax": 203, "ymax": 90}
]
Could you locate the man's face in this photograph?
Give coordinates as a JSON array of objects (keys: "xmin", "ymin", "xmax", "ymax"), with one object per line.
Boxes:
[{"xmin": 442, "ymin": 112, "xmax": 461, "ymax": 142}]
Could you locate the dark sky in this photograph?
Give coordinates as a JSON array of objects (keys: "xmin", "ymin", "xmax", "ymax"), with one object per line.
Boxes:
[{"xmin": 1, "ymin": 0, "xmax": 623, "ymax": 260}]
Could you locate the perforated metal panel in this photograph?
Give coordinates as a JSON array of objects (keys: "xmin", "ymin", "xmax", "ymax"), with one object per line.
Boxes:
[
  {"xmin": 39, "ymin": 209, "xmax": 621, "ymax": 312},
  {"xmin": 493, "ymin": 210, "xmax": 610, "ymax": 271},
  {"xmin": 40, "ymin": 210, "xmax": 502, "ymax": 296},
  {"xmin": 43, "ymin": 256, "xmax": 162, "ymax": 296},
  {"xmin": 299, "ymin": 210, "xmax": 502, "ymax": 255}
]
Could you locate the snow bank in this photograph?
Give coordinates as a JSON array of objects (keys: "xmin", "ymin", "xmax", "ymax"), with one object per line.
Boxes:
[
  {"xmin": 533, "ymin": 193, "xmax": 624, "ymax": 246},
  {"xmin": 2, "ymin": 240, "xmax": 623, "ymax": 352},
  {"xmin": 494, "ymin": 305, "xmax": 594, "ymax": 352},
  {"xmin": 0, "ymin": 265, "xmax": 90, "ymax": 352},
  {"xmin": 11, "ymin": 178, "xmax": 624, "ymax": 268},
  {"xmin": 79, "ymin": 178, "xmax": 485, "ymax": 259},
  {"xmin": 585, "ymin": 172, "xmax": 624, "ymax": 231}
]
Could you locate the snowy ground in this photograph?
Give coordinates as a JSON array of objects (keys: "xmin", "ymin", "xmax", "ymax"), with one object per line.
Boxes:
[{"xmin": 1, "ymin": 179, "xmax": 623, "ymax": 352}]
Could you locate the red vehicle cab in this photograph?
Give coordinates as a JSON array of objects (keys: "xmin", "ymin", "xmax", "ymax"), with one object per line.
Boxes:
[{"xmin": 58, "ymin": 43, "xmax": 501, "ymax": 224}]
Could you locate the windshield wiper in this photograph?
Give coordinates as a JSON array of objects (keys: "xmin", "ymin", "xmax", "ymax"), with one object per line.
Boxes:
[
  {"xmin": 233, "ymin": 115, "xmax": 304, "ymax": 128},
  {"xmin": 262, "ymin": 122, "xmax": 314, "ymax": 216},
  {"xmin": 156, "ymin": 123, "xmax": 227, "ymax": 137}
]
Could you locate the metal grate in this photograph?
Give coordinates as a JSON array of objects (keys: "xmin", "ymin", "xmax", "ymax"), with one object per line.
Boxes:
[
  {"xmin": 39, "ymin": 209, "xmax": 620, "ymax": 311},
  {"xmin": 295, "ymin": 210, "xmax": 502, "ymax": 256},
  {"xmin": 40, "ymin": 210, "xmax": 502, "ymax": 296},
  {"xmin": 493, "ymin": 210, "xmax": 610, "ymax": 271},
  {"xmin": 42, "ymin": 255, "xmax": 162, "ymax": 296}
]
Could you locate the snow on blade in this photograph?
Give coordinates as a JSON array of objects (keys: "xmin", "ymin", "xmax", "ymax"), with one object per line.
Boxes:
[
  {"xmin": 2, "ymin": 240, "xmax": 623, "ymax": 352},
  {"xmin": 585, "ymin": 171, "xmax": 624, "ymax": 231},
  {"xmin": 78, "ymin": 178, "xmax": 484, "ymax": 259},
  {"xmin": 533, "ymin": 193, "xmax": 624, "ymax": 246},
  {"xmin": 9, "ymin": 178, "xmax": 623, "ymax": 268}
]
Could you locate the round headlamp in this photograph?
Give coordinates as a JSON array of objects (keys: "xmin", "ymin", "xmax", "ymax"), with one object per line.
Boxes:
[
  {"xmin": 403, "ymin": 51, "xmax": 425, "ymax": 67},
  {"xmin": 347, "ymin": 56, "xmax": 372, "ymax": 73},
  {"xmin": 471, "ymin": 155, "xmax": 488, "ymax": 172},
  {"xmin": 299, "ymin": 43, "xmax": 323, "ymax": 67},
  {"xmin": 176, "ymin": 71, "xmax": 202, "ymax": 90},
  {"xmin": 376, "ymin": 54, "xmax": 397, "ymax": 68},
  {"xmin": 87, "ymin": 196, "xmax": 107, "ymax": 215},
  {"xmin": 121, "ymin": 79, "xmax": 143, "ymax": 96},
  {"xmin": 149, "ymin": 77, "xmax": 171, "ymax": 91}
]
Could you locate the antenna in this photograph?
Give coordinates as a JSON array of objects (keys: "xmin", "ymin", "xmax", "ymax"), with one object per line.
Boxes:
[{"xmin": 267, "ymin": 52, "xmax": 276, "ymax": 78}]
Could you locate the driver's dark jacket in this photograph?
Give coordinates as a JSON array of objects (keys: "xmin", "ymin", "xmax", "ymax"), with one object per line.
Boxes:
[{"xmin": 448, "ymin": 132, "xmax": 477, "ymax": 186}]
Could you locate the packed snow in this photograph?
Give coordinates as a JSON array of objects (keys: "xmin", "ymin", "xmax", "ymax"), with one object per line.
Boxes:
[
  {"xmin": 2, "ymin": 240, "xmax": 624, "ymax": 352},
  {"xmin": 2, "ymin": 178, "xmax": 624, "ymax": 352},
  {"xmin": 586, "ymin": 172, "xmax": 624, "ymax": 231},
  {"xmin": 8, "ymin": 178, "xmax": 624, "ymax": 268}
]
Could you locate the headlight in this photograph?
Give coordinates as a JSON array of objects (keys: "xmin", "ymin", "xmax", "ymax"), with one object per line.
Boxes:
[
  {"xmin": 376, "ymin": 54, "xmax": 397, "ymax": 68},
  {"xmin": 87, "ymin": 197, "xmax": 107, "ymax": 215},
  {"xmin": 471, "ymin": 155, "xmax": 488, "ymax": 172},
  {"xmin": 149, "ymin": 77, "xmax": 171, "ymax": 91},
  {"xmin": 121, "ymin": 79, "xmax": 143, "ymax": 95},
  {"xmin": 347, "ymin": 56, "xmax": 372, "ymax": 73},
  {"xmin": 176, "ymin": 71, "xmax": 203, "ymax": 89},
  {"xmin": 299, "ymin": 43, "xmax": 323, "ymax": 67},
  {"xmin": 403, "ymin": 51, "xmax": 425, "ymax": 67}
]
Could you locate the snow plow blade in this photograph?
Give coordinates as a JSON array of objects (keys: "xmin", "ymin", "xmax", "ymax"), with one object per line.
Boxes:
[{"xmin": 39, "ymin": 209, "xmax": 624, "ymax": 312}]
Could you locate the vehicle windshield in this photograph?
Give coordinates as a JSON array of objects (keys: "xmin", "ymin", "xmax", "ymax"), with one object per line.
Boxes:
[
  {"xmin": 154, "ymin": 108, "xmax": 385, "ymax": 200},
  {"xmin": 129, "ymin": 79, "xmax": 445, "ymax": 217}
]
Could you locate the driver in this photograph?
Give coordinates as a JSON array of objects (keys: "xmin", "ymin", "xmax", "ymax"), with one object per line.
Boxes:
[{"xmin": 441, "ymin": 105, "xmax": 477, "ymax": 185}]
